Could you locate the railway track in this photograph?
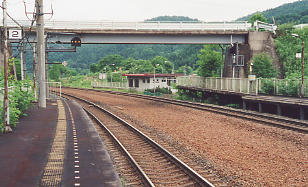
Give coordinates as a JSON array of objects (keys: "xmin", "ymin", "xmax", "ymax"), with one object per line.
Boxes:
[
  {"xmin": 62, "ymin": 92, "xmax": 221, "ymax": 187},
  {"xmin": 63, "ymin": 87, "xmax": 308, "ymax": 134}
]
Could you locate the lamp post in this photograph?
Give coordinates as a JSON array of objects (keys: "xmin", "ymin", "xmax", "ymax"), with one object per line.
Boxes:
[{"xmin": 292, "ymin": 33, "xmax": 304, "ymax": 97}]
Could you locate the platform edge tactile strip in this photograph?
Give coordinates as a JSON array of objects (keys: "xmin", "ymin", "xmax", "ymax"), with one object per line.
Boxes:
[{"xmin": 40, "ymin": 100, "xmax": 67, "ymax": 187}]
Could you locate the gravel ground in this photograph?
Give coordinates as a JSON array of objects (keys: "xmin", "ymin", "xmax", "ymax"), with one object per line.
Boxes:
[{"xmin": 64, "ymin": 89, "xmax": 308, "ymax": 186}]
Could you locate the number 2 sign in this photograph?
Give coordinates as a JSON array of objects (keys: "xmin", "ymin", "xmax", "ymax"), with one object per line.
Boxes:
[{"xmin": 8, "ymin": 30, "xmax": 22, "ymax": 40}]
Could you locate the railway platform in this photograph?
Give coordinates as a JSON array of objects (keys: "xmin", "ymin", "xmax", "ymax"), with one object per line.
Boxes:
[{"xmin": 0, "ymin": 99, "xmax": 121, "ymax": 187}]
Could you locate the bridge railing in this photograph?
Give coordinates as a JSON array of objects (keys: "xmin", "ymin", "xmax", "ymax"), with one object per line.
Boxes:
[
  {"xmin": 2, "ymin": 20, "xmax": 251, "ymax": 31},
  {"xmin": 177, "ymin": 76, "xmax": 308, "ymax": 97}
]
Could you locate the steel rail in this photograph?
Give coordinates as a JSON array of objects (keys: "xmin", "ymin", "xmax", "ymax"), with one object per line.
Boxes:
[
  {"xmin": 62, "ymin": 92, "xmax": 215, "ymax": 187},
  {"xmin": 63, "ymin": 87, "xmax": 308, "ymax": 134},
  {"xmin": 83, "ymin": 108, "xmax": 155, "ymax": 187}
]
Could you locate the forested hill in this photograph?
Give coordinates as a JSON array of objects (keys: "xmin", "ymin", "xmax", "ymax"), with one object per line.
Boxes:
[
  {"xmin": 145, "ymin": 16, "xmax": 199, "ymax": 22},
  {"xmin": 237, "ymin": 0, "xmax": 308, "ymax": 24}
]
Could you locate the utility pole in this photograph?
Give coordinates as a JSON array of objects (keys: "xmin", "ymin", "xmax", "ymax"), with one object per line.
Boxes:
[
  {"xmin": 301, "ymin": 39, "xmax": 304, "ymax": 97},
  {"xmin": 33, "ymin": 43, "xmax": 37, "ymax": 100},
  {"xmin": 36, "ymin": 0, "xmax": 46, "ymax": 108},
  {"xmin": 2, "ymin": 0, "xmax": 12, "ymax": 132}
]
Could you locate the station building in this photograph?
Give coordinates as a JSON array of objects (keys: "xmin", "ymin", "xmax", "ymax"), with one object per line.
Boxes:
[{"xmin": 122, "ymin": 74, "xmax": 181, "ymax": 92}]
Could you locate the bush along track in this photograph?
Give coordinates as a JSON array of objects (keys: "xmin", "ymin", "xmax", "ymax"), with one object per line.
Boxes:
[{"xmin": 0, "ymin": 79, "xmax": 35, "ymax": 133}]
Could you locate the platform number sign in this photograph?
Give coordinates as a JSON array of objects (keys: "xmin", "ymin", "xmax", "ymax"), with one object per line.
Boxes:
[{"xmin": 8, "ymin": 29, "xmax": 22, "ymax": 40}]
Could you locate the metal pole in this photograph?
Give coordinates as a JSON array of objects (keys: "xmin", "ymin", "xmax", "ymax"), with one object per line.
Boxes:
[
  {"xmin": 301, "ymin": 39, "xmax": 304, "ymax": 97},
  {"xmin": 111, "ymin": 72, "xmax": 112, "ymax": 87},
  {"xmin": 45, "ymin": 49, "xmax": 49, "ymax": 98},
  {"xmin": 2, "ymin": 0, "xmax": 12, "ymax": 132},
  {"xmin": 36, "ymin": 0, "xmax": 46, "ymax": 108},
  {"xmin": 219, "ymin": 44, "xmax": 224, "ymax": 78},
  {"xmin": 153, "ymin": 67, "xmax": 156, "ymax": 94},
  {"xmin": 20, "ymin": 32, "xmax": 24, "ymax": 80},
  {"xmin": 33, "ymin": 43, "xmax": 37, "ymax": 100}
]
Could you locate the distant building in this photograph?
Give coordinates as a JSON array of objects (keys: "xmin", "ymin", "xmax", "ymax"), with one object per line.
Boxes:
[
  {"xmin": 294, "ymin": 24, "xmax": 308, "ymax": 29},
  {"xmin": 122, "ymin": 73, "xmax": 182, "ymax": 92}
]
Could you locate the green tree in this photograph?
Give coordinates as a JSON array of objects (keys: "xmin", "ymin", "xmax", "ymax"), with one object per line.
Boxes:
[
  {"xmin": 49, "ymin": 64, "xmax": 67, "ymax": 81},
  {"xmin": 250, "ymin": 53, "xmax": 277, "ymax": 78},
  {"xmin": 196, "ymin": 45, "xmax": 221, "ymax": 77},
  {"xmin": 249, "ymin": 12, "xmax": 267, "ymax": 25},
  {"xmin": 90, "ymin": 63, "xmax": 99, "ymax": 73},
  {"xmin": 130, "ymin": 60, "xmax": 153, "ymax": 73},
  {"xmin": 176, "ymin": 66, "xmax": 193, "ymax": 75},
  {"xmin": 97, "ymin": 54, "xmax": 124, "ymax": 72},
  {"xmin": 275, "ymin": 27, "xmax": 308, "ymax": 78}
]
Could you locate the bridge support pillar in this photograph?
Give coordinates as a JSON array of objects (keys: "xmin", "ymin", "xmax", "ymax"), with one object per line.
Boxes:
[
  {"xmin": 300, "ymin": 106, "xmax": 305, "ymax": 120},
  {"xmin": 242, "ymin": 100, "xmax": 247, "ymax": 110},
  {"xmin": 258, "ymin": 102, "xmax": 262, "ymax": 113},
  {"xmin": 201, "ymin": 92, "xmax": 208, "ymax": 103},
  {"xmin": 277, "ymin": 104, "xmax": 282, "ymax": 116}
]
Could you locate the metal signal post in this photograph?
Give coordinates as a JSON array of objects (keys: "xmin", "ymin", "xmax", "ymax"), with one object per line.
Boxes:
[{"xmin": 2, "ymin": 0, "xmax": 12, "ymax": 132}]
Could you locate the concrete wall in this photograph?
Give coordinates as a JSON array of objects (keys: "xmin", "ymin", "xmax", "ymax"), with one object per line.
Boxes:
[
  {"xmin": 248, "ymin": 31, "xmax": 281, "ymax": 78},
  {"xmin": 223, "ymin": 44, "xmax": 250, "ymax": 78},
  {"xmin": 223, "ymin": 31, "xmax": 281, "ymax": 78}
]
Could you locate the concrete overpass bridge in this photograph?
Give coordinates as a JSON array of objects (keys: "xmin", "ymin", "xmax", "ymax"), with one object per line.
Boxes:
[{"xmin": 4, "ymin": 20, "xmax": 252, "ymax": 44}]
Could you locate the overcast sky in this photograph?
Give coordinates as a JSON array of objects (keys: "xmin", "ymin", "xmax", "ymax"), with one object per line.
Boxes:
[{"xmin": 4, "ymin": 0, "xmax": 299, "ymax": 22}]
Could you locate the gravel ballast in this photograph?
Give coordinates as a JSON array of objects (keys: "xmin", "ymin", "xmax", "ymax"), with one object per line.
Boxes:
[{"xmin": 63, "ymin": 89, "xmax": 308, "ymax": 186}]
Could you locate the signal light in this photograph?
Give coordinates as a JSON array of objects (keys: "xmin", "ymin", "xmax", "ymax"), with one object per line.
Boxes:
[{"xmin": 71, "ymin": 37, "xmax": 81, "ymax": 47}]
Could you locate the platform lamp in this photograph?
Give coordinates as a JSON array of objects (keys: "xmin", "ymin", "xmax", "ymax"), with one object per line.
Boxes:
[{"xmin": 291, "ymin": 33, "xmax": 304, "ymax": 97}]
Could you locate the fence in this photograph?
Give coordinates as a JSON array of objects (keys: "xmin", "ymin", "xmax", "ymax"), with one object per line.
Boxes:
[
  {"xmin": 257, "ymin": 78, "xmax": 308, "ymax": 97},
  {"xmin": 46, "ymin": 82, "xmax": 61, "ymax": 99},
  {"xmin": 92, "ymin": 80, "xmax": 128, "ymax": 89},
  {"xmin": 177, "ymin": 76, "xmax": 308, "ymax": 97}
]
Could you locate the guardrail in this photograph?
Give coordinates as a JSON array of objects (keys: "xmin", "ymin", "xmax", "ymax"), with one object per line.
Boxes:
[
  {"xmin": 177, "ymin": 76, "xmax": 308, "ymax": 97},
  {"xmin": 254, "ymin": 20, "xmax": 277, "ymax": 33},
  {"xmin": 46, "ymin": 82, "xmax": 61, "ymax": 99},
  {"xmin": 1, "ymin": 20, "xmax": 252, "ymax": 31}
]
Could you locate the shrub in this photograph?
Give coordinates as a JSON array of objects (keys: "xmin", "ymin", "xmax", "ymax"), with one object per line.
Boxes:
[
  {"xmin": 260, "ymin": 79, "xmax": 275, "ymax": 95},
  {"xmin": 278, "ymin": 80, "xmax": 299, "ymax": 97},
  {"xmin": 0, "ymin": 79, "xmax": 34, "ymax": 131}
]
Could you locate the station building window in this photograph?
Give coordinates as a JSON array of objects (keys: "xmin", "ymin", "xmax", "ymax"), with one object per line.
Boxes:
[
  {"xmin": 129, "ymin": 79, "xmax": 134, "ymax": 87},
  {"xmin": 134, "ymin": 79, "xmax": 139, "ymax": 88}
]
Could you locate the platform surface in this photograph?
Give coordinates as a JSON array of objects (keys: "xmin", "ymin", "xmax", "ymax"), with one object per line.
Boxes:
[
  {"xmin": 242, "ymin": 95, "xmax": 308, "ymax": 106},
  {"xmin": 0, "ymin": 99, "xmax": 121, "ymax": 187}
]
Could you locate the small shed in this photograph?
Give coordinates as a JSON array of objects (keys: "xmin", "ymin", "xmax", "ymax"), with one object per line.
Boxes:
[{"xmin": 122, "ymin": 73, "xmax": 181, "ymax": 92}]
